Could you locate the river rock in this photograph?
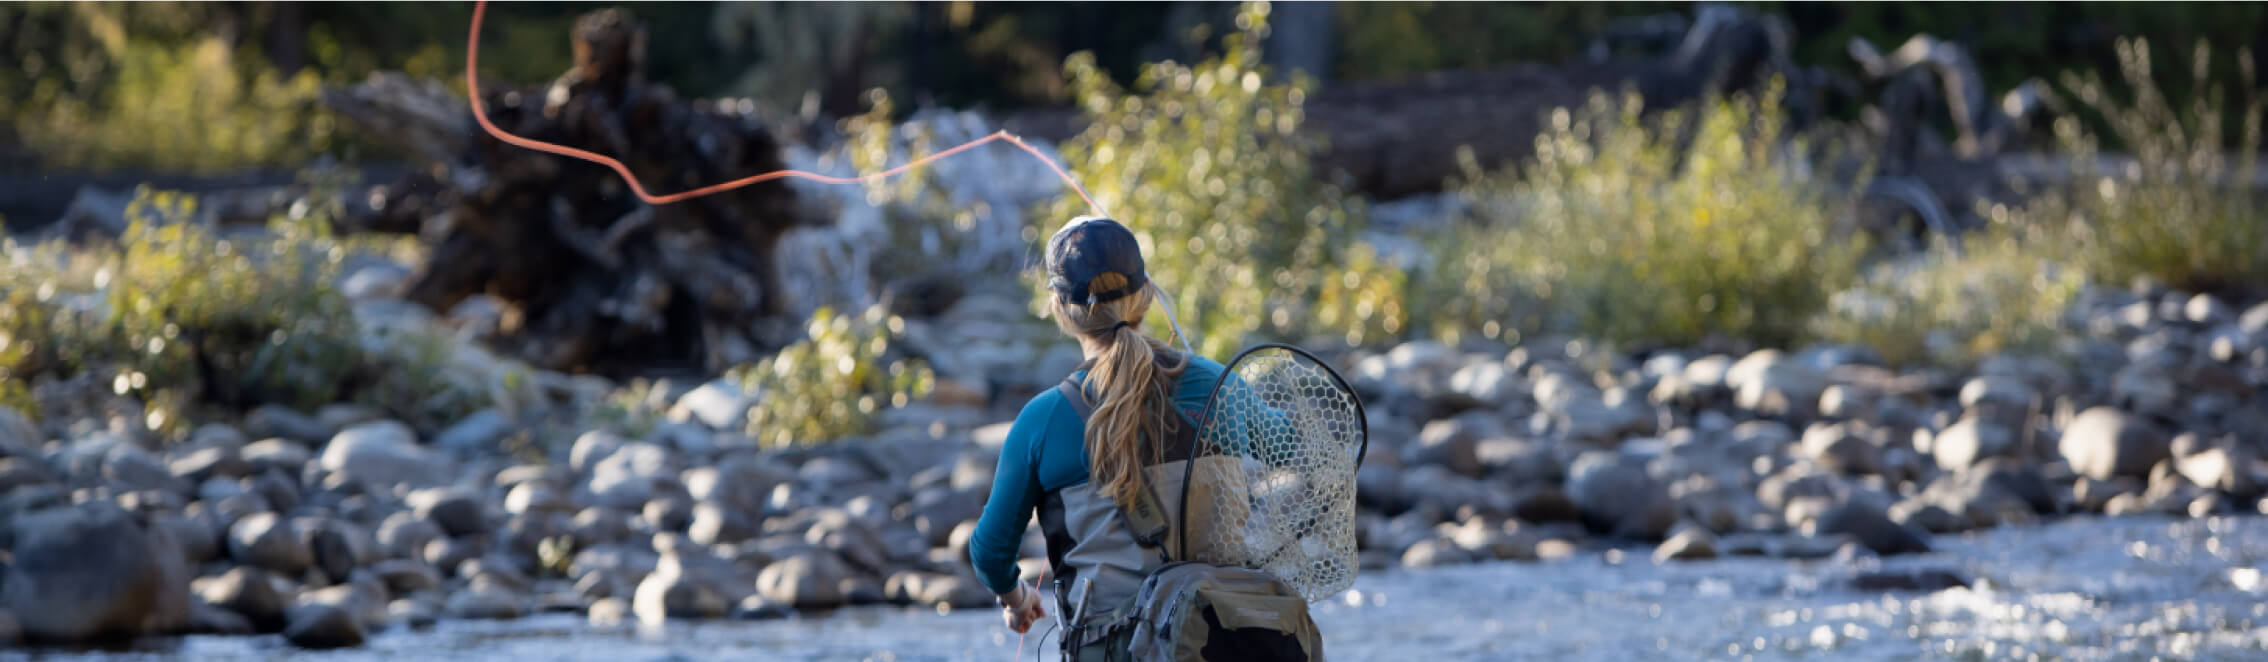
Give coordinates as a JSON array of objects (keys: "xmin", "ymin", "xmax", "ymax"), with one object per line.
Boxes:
[
  {"xmin": 2, "ymin": 502, "xmax": 181, "ymax": 642},
  {"xmin": 756, "ymin": 552, "xmax": 851, "ymax": 608},
  {"xmin": 1850, "ymin": 568, "xmax": 1971, "ymax": 592},
  {"xmin": 378, "ymin": 511, "xmax": 444, "ymax": 559},
  {"xmin": 229, "ymin": 512, "xmax": 312, "ymax": 575},
  {"xmin": 197, "ymin": 567, "xmax": 288, "ymax": 632},
  {"xmin": 2175, "ymin": 443, "xmax": 2258, "ymax": 496},
  {"xmin": 103, "ymin": 445, "xmax": 188, "ymax": 495},
  {"xmin": 0, "ymin": 457, "xmax": 57, "ymax": 494},
  {"xmin": 1444, "ymin": 361, "xmax": 1522, "ymax": 411},
  {"xmin": 370, "ymin": 559, "xmax": 444, "ymax": 596},
  {"xmin": 320, "ymin": 421, "xmax": 440, "ymax": 489},
  {"xmin": 572, "ymin": 507, "xmax": 636, "ymax": 547},
  {"xmin": 1800, "ymin": 422, "xmax": 1880, "ymax": 475},
  {"xmin": 446, "ymin": 583, "xmax": 526, "ymax": 620},
  {"xmin": 733, "ymin": 595, "xmax": 793, "ymax": 620},
  {"xmin": 433, "ymin": 409, "xmax": 513, "ymax": 454},
  {"xmin": 1727, "ymin": 350, "xmax": 1826, "ymax": 419},
  {"xmin": 1811, "ymin": 498, "xmax": 1929, "ymax": 556},
  {"xmin": 282, "ymin": 604, "xmax": 364, "ymax": 649},
  {"xmin": 806, "ymin": 509, "xmax": 888, "ymax": 574},
  {"xmin": 1399, "ymin": 538, "xmax": 1474, "ymax": 567},
  {"xmin": 389, "ymin": 598, "xmax": 438, "ymax": 630},
  {"xmin": 245, "ymin": 405, "xmax": 330, "ymax": 444},
  {"xmin": 632, "ymin": 568, "xmax": 728, "ymax": 624},
  {"xmin": 688, "ymin": 500, "xmax": 757, "ymax": 546},
  {"xmin": 1653, "ymin": 525, "xmax": 1718, "ymax": 562},
  {"xmin": 1407, "ymin": 414, "xmax": 1492, "ymax": 478},
  {"xmin": 1931, "ymin": 416, "xmax": 2015, "ymax": 471},
  {"xmin": 240, "ymin": 438, "xmax": 314, "ymax": 474},
  {"xmin": 570, "ymin": 430, "xmax": 627, "ymax": 475},
  {"xmin": 188, "ymin": 598, "xmax": 254, "ymax": 635},
  {"xmin": 1889, "ymin": 499, "xmax": 1966, "ymax": 534},
  {"xmin": 2059, "ymin": 408, "xmax": 2169, "ymax": 480},
  {"xmin": 1565, "ymin": 451, "xmax": 1675, "ymax": 540},
  {"xmin": 588, "ymin": 597, "xmax": 632, "ymax": 627},
  {"xmin": 169, "ymin": 446, "xmax": 253, "ymax": 484},
  {"xmin": 505, "ymin": 482, "xmax": 574, "ymax": 516},
  {"xmin": 409, "ymin": 486, "xmax": 489, "ymax": 537}
]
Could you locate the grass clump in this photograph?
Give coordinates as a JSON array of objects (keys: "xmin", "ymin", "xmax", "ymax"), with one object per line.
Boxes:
[
  {"xmin": 1041, "ymin": 2, "xmax": 1403, "ymax": 356},
  {"xmin": 1816, "ymin": 220, "xmax": 2083, "ymax": 368},
  {"xmin": 2016, "ymin": 39, "xmax": 2266, "ymax": 298},
  {"xmin": 731, "ymin": 305, "xmax": 934, "ymax": 448},
  {"xmin": 1421, "ymin": 85, "xmax": 1868, "ymax": 349}
]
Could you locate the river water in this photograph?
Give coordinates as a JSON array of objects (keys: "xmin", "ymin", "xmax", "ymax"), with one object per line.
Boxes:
[{"xmin": 17, "ymin": 514, "xmax": 2268, "ymax": 661}]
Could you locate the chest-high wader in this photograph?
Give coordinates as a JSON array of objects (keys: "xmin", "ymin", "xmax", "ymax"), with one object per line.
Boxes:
[{"xmin": 1039, "ymin": 372, "xmax": 1197, "ymax": 662}]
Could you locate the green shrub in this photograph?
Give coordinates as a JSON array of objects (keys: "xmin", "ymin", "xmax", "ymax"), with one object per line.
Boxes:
[
  {"xmin": 0, "ymin": 187, "xmax": 486, "ymax": 436},
  {"xmin": 1815, "ymin": 219, "xmax": 2083, "ymax": 367},
  {"xmin": 731, "ymin": 305, "xmax": 933, "ymax": 448},
  {"xmin": 1420, "ymin": 85, "xmax": 1868, "ymax": 349},
  {"xmin": 1040, "ymin": 2, "xmax": 1403, "ymax": 355},
  {"xmin": 13, "ymin": 35, "xmax": 333, "ymax": 173},
  {"xmin": 2018, "ymin": 39, "xmax": 2266, "ymax": 297}
]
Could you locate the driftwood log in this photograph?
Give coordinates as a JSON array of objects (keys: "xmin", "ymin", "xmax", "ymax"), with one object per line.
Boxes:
[{"xmin": 324, "ymin": 9, "xmax": 821, "ymax": 377}]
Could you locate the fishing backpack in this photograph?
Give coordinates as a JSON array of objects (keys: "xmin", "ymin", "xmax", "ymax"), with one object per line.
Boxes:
[{"xmin": 1046, "ymin": 355, "xmax": 1332, "ymax": 662}]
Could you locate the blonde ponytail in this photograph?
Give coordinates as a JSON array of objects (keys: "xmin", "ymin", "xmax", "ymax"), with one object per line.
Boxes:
[{"xmin": 1053, "ymin": 278, "xmax": 1187, "ymax": 510}]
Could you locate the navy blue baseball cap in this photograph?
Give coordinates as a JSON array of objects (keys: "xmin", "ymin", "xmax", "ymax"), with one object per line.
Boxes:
[{"xmin": 1046, "ymin": 216, "xmax": 1148, "ymax": 305}]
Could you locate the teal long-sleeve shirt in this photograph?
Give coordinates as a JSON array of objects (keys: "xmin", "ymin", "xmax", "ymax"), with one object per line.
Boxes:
[{"xmin": 967, "ymin": 354, "xmax": 1226, "ymax": 595}]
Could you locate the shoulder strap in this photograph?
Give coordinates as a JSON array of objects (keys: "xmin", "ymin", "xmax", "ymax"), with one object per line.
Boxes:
[{"xmin": 1056, "ymin": 375, "xmax": 1175, "ymax": 561}]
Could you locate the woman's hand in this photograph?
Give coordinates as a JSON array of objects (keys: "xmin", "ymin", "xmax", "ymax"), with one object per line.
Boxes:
[{"xmin": 999, "ymin": 581, "xmax": 1047, "ymax": 634}]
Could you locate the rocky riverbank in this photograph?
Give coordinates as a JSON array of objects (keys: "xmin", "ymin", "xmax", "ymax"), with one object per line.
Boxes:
[{"xmin": 2, "ymin": 282, "xmax": 2265, "ymax": 650}]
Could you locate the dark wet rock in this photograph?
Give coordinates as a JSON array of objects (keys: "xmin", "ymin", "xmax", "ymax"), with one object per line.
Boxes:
[
  {"xmin": 321, "ymin": 421, "xmax": 441, "ymax": 488},
  {"xmin": 409, "ymin": 486, "xmax": 490, "ymax": 537},
  {"xmin": 1399, "ymin": 538, "xmax": 1474, "ymax": 567},
  {"xmin": 445, "ymin": 582, "xmax": 526, "ymax": 620},
  {"xmin": 282, "ymin": 604, "xmax": 364, "ymax": 649},
  {"xmin": 643, "ymin": 496, "xmax": 695, "ymax": 532},
  {"xmin": 169, "ymin": 446, "xmax": 253, "ymax": 484},
  {"xmin": 1850, "ymin": 568, "xmax": 1971, "ymax": 593},
  {"xmin": 155, "ymin": 511, "xmax": 221, "ymax": 565},
  {"xmin": 104, "ymin": 445, "xmax": 189, "ymax": 495},
  {"xmin": 1509, "ymin": 484, "xmax": 1583, "ymax": 524},
  {"xmin": 228, "ymin": 512, "xmax": 312, "ymax": 575},
  {"xmin": 370, "ymin": 559, "xmax": 444, "ymax": 596},
  {"xmin": 247, "ymin": 470, "xmax": 303, "ymax": 514},
  {"xmin": 1653, "ymin": 525, "xmax": 1718, "ymax": 562},
  {"xmin": 1566, "ymin": 451, "xmax": 1676, "ymax": 540},
  {"xmin": 756, "ymin": 551, "xmax": 851, "ymax": 609},
  {"xmin": 0, "ymin": 457, "xmax": 57, "ymax": 494},
  {"xmin": 197, "ymin": 567, "xmax": 288, "ymax": 632},
  {"xmin": 2, "ymin": 503, "xmax": 182, "ymax": 642},
  {"xmin": 245, "ymin": 406, "xmax": 330, "ymax": 444},
  {"xmin": 1931, "ymin": 416, "xmax": 2015, "ymax": 471},
  {"xmin": 1356, "ymin": 463, "xmax": 1406, "ymax": 512},
  {"xmin": 298, "ymin": 580, "xmax": 390, "ymax": 633},
  {"xmin": 1801, "ymin": 422, "xmax": 1880, "ymax": 475},
  {"xmin": 422, "ymin": 536, "xmax": 484, "ymax": 572},
  {"xmin": 2060, "ymin": 407, "xmax": 2169, "ymax": 480},
  {"xmin": 302, "ymin": 519, "xmax": 361, "ymax": 583},
  {"xmin": 732, "ymin": 595, "xmax": 793, "ymax": 620},
  {"xmin": 1889, "ymin": 499, "xmax": 1966, "ymax": 534},
  {"xmin": 2073, "ymin": 476, "xmax": 2142, "ymax": 513},
  {"xmin": 1812, "ymin": 499, "xmax": 1930, "ymax": 556},
  {"xmin": 188, "ymin": 598, "xmax": 254, "ymax": 635}
]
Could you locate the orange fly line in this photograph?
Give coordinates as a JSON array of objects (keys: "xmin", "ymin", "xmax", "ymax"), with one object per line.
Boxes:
[{"xmin": 465, "ymin": 0, "xmax": 1107, "ymax": 216}]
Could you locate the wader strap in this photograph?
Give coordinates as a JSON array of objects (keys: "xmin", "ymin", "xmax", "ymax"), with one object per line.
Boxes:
[{"xmin": 1056, "ymin": 376, "xmax": 1175, "ymax": 561}]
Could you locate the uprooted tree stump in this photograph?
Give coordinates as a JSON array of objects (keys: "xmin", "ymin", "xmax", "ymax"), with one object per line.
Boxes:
[{"xmin": 324, "ymin": 9, "xmax": 825, "ymax": 376}]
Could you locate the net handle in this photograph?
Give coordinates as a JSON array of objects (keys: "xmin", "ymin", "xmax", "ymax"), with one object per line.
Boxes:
[{"xmin": 1175, "ymin": 342, "xmax": 1369, "ymax": 561}]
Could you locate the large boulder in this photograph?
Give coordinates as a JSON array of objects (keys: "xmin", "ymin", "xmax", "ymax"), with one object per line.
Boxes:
[
  {"xmin": 2, "ymin": 503, "xmax": 184, "ymax": 642},
  {"xmin": 319, "ymin": 421, "xmax": 441, "ymax": 489},
  {"xmin": 2058, "ymin": 408, "xmax": 2169, "ymax": 480},
  {"xmin": 1563, "ymin": 451, "xmax": 1676, "ymax": 540}
]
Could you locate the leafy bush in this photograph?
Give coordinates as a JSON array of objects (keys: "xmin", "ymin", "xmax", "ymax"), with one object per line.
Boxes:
[
  {"xmin": 0, "ymin": 187, "xmax": 486, "ymax": 436},
  {"xmin": 2016, "ymin": 39, "xmax": 2266, "ymax": 297},
  {"xmin": 731, "ymin": 305, "xmax": 934, "ymax": 448},
  {"xmin": 12, "ymin": 34, "xmax": 333, "ymax": 173},
  {"xmin": 1040, "ymin": 2, "xmax": 1403, "ymax": 356},
  {"xmin": 1418, "ymin": 86, "xmax": 1868, "ymax": 349},
  {"xmin": 1815, "ymin": 220, "xmax": 2083, "ymax": 367}
]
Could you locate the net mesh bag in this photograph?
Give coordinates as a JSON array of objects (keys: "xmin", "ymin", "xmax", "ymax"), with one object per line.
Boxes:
[{"xmin": 1180, "ymin": 344, "xmax": 1367, "ymax": 603}]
